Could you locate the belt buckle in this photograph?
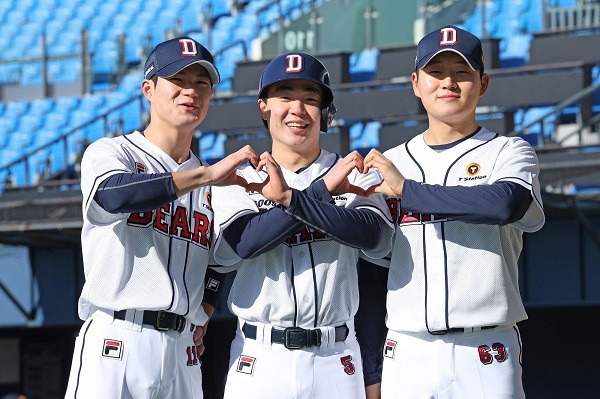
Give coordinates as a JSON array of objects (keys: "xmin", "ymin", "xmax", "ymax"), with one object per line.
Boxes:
[
  {"xmin": 154, "ymin": 311, "xmax": 171, "ymax": 332},
  {"xmin": 283, "ymin": 327, "xmax": 305, "ymax": 350}
]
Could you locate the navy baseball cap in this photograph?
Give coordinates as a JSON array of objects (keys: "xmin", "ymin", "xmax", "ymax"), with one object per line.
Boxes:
[
  {"xmin": 415, "ymin": 25, "xmax": 484, "ymax": 72},
  {"xmin": 258, "ymin": 53, "xmax": 333, "ymax": 107},
  {"xmin": 144, "ymin": 37, "xmax": 220, "ymax": 84}
]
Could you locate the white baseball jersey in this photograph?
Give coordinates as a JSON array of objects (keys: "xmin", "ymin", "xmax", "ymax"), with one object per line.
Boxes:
[
  {"xmin": 78, "ymin": 130, "xmax": 212, "ymax": 326},
  {"xmin": 212, "ymin": 149, "xmax": 393, "ymax": 328},
  {"xmin": 384, "ymin": 127, "xmax": 545, "ymax": 333}
]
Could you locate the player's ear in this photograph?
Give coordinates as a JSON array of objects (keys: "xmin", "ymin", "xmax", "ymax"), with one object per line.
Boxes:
[
  {"xmin": 411, "ymin": 71, "xmax": 421, "ymax": 98},
  {"xmin": 258, "ymin": 98, "xmax": 269, "ymax": 125},
  {"xmin": 479, "ymin": 73, "xmax": 490, "ymax": 96},
  {"xmin": 141, "ymin": 79, "xmax": 153, "ymax": 100}
]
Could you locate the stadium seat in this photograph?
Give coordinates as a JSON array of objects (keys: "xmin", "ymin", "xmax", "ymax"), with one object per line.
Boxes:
[
  {"xmin": 350, "ymin": 48, "xmax": 379, "ymax": 83},
  {"xmin": 199, "ymin": 132, "xmax": 226, "ymax": 162},
  {"xmin": 351, "ymin": 121, "xmax": 380, "ymax": 153},
  {"xmin": 33, "ymin": 130, "xmax": 61, "ymax": 148},
  {"xmin": 54, "ymin": 97, "xmax": 80, "ymax": 115},
  {"xmin": 4, "ymin": 101, "xmax": 30, "ymax": 119},
  {"xmin": 17, "ymin": 115, "xmax": 43, "ymax": 133},
  {"xmin": 29, "ymin": 98, "xmax": 55, "ymax": 116}
]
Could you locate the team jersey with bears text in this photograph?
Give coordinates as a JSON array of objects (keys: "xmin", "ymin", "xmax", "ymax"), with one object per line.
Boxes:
[
  {"xmin": 212, "ymin": 149, "xmax": 394, "ymax": 328},
  {"xmin": 78, "ymin": 131, "xmax": 212, "ymax": 326},
  {"xmin": 384, "ymin": 127, "xmax": 545, "ymax": 333}
]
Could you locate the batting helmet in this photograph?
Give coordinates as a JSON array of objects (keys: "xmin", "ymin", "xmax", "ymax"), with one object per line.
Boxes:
[{"xmin": 258, "ymin": 53, "xmax": 336, "ymax": 132}]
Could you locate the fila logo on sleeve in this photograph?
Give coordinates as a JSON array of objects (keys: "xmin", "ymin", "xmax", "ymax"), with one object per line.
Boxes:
[{"xmin": 206, "ymin": 278, "xmax": 220, "ymax": 291}]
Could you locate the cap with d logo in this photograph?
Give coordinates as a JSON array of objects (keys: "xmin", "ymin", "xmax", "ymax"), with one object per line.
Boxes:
[
  {"xmin": 415, "ymin": 26, "xmax": 484, "ymax": 72},
  {"xmin": 144, "ymin": 37, "xmax": 220, "ymax": 84}
]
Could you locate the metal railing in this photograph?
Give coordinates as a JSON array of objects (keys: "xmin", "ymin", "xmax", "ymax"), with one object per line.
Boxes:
[
  {"xmin": 507, "ymin": 79, "xmax": 600, "ymax": 147},
  {"xmin": 546, "ymin": 1, "xmax": 600, "ymax": 31}
]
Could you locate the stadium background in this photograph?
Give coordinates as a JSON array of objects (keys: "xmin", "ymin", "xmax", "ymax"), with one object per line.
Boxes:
[{"xmin": 0, "ymin": 0, "xmax": 599, "ymax": 397}]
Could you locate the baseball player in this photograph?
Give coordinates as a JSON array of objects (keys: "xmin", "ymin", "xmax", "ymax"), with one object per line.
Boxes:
[
  {"xmin": 210, "ymin": 53, "xmax": 394, "ymax": 398},
  {"xmin": 362, "ymin": 26, "xmax": 546, "ymax": 398},
  {"xmin": 64, "ymin": 37, "xmax": 258, "ymax": 399}
]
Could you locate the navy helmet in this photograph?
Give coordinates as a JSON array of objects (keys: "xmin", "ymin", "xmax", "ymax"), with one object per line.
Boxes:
[{"xmin": 258, "ymin": 53, "xmax": 336, "ymax": 132}]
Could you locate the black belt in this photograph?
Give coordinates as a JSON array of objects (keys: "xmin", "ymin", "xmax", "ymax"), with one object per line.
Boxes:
[
  {"xmin": 242, "ymin": 323, "xmax": 349, "ymax": 350},
  {"xmin": 430, "ymin": 325, "xmax": 498, "ymax": 335},
  {"xmin": 114, "ymin": 310, "xmax": 193, "ymax": 332}
]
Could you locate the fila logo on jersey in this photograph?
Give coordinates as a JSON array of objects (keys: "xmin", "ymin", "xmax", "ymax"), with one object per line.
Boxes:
[
  {"xmin": 286, "ymin": 54, "xmax": 304, "ymax": 73},
  {"xmin": 206, "ymin": 277, "xmax": 220, "ymax": 291},
  {"xmin": 135, "ymin": 162, "xmax": 146, "ymax": 173},
  {"xmin": 440, "ymin": 27, "xmax": 458, "ymax": 46},
  {"xmin": 102, "ymin": 339, "xmax": 123, "ymax": 360},
  {"xmin": 459, "ymin": 163, "xmax": 487, "ymax": 182},
  {"xmin": 179, "ymin": 38, "xmax": 198, "ymax": 56},
  {"xmin": 127, "ymin": 205, "xmax": 212, "ymax": 248},
  {"xmin": 236, "ymin": 355, "xmax": 256, "ymax": 375},
  {"xmin": 384, "ymin": 339, "xmax": 396, "ymax": 359}
]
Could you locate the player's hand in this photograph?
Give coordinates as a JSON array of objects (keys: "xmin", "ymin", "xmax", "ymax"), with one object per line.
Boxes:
[
  {"xmin": 323, "ymin": 150, "xmax": 367, "ymax": 196},
  {"xmin": 365, "ymin": 382, "xmax": 381, "ymax": 399},
  {"xmin": 210, "ymin": 145, "xmax": 259, "ymax": 188},
  {"xmin": 193, "ymin": 322, "xmax": 209, "ymax": 357},
  {"xmin": 246, "ymin": 152, "xmax": 293, "ymax": 206},
  {"xmin": 363, "ymin": 149, "xmax": 405, "ymax": 198}
]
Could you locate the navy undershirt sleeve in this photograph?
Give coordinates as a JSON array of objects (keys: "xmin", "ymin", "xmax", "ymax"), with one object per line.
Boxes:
[
  {"xmin": 401, "ymin": 180, "xmax": 532, "ymax": 225},
  {"xmin": 285, "ymin": 181, "xmax": 384, "ymax": 250},
  {"xmin": 222, "ymin": 179, "xmax": 381, "ymax": 258},
  {"xmin": 355, "ymin": 257, "xmax": 388, "ymax": 386},
  {"xmin": 201, "ymin": 267, "xmax": 227, "ymax": 309},
  {"xmin": 221, "ymin": 181, "xmax": 332, "ymax": 259},
  {"xmin": 94, "ymin": 172, "xmax": 177, "ymax": 214}
]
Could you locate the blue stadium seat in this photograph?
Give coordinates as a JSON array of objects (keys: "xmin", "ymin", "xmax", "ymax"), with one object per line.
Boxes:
[
  {"xmin": 29, "ymin": 98, "xmax": 55, "ymax": 115},
  {"xmin": 4, "ymin": 101, "xmax": 30, "ymax": 119},
  {"xmin": 350, "ymin": 48, "xmax": 379, "ymax": 83},
  {"xmin": 199, "ymin": 132, "xmax": 226, "ymax": 162},
  {"xmin": 54, "ymin": 97, "xmax": 80, "ymax": 114},
  {"xmin": 0, "ymin": 117, "xmax": 17, "ymax": 136},
  {"xmin": 515, "ymin": 106, "xmax": 556, "ymax": 138},
  {"xmin": 499, "ymin": 34, "xmax": 532, "ymax": 67},
  {"xmin": 43, "ymin": 112, "xmax": 68, "ymax": 132},
  {"xmin": 17, "ymin": 115, "xmax": 43, "ymax": 133},
  {"xmin": 33, "ymin": 129, "xmax": 61, "ymax": 148},
  {"xmin": 27, "ymin": 148, "xmax": 52, "ymax": 184},
  {"xmin": 79, "ymin": 93, "xmax": 106, "ymax": 112},
  {"xmin": 7, "ymin": 131, "xmax": 34, "ymax": 150},
  {"xmin": 0, "ymin": 148, "xmax": 21, "ymax": 168},
  {"xmin": 209, "ymin": 0, "xmax": 232, "ymax": 20},
  {"xmin": 351, "ymin": 121, "xmax": 380, "ymax": 152},
  {"xmin": 20, "ymin": 63, "xmax": 43, "ymax": 86}
]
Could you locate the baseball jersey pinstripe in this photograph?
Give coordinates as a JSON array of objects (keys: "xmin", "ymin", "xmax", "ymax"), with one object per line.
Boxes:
[
  {"xmin": 384, "ymin": 127, "xmax": 545, "ymax": 333},
  {"xmin": 78, "ymin": 131, "xmax": 212, "ymax": 326},
  {"xmin": 212, "ymin": 149, "xmax": 393, "ymax": 328}
]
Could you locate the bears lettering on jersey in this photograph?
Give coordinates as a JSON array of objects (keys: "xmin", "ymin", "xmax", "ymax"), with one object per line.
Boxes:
[
  {"xmin": 127, "ymin": 204, "xmax": 212, "ymax": 248},
  {"xmin": 285, "ymin": 225, "xmax": 328, "ymax": 246}
]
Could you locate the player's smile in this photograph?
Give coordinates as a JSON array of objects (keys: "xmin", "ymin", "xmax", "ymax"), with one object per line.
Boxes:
[{"xmin": 285, "ymin": 121, "xmax": 309, "ymax": 130}]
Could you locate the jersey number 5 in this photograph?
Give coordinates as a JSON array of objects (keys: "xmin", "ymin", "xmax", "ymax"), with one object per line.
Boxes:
[{"xmin": 340, "ymin": 355, "xmax": 356, "ymax": 375}]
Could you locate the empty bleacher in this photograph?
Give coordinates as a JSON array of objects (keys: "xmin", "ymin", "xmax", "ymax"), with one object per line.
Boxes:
[{"xmin": 0, "ymin": 0, "xmax": 599, "ymax": 195}]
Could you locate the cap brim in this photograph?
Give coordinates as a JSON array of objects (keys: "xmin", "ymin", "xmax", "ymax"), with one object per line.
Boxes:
[
  {"xmin": 157, "ymin": 60, "xmax": 220, "ymax": 85},
  {"xmin": 416, "ymin": 49, "xmax": 481, "ymax": 71}
]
